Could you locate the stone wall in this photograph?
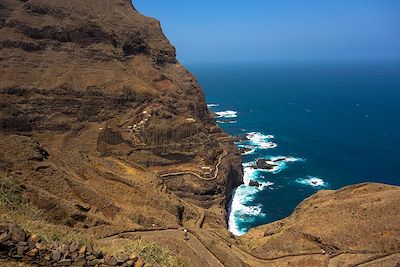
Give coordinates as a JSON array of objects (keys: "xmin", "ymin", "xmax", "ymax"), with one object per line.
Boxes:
[{"xmin": 0, "ymin": 223, "xmax": 145, "ymax": 266}]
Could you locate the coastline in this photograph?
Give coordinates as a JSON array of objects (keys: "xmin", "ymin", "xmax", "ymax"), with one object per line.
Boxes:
[{"xmin": 209, "ymin": 105, "xmax": 328, "ymax": 236}]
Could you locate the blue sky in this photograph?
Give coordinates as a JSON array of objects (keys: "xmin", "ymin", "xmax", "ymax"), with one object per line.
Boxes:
[{"xmin": 133, "ymin": 1, "xmax": 400, "ymax": 64}]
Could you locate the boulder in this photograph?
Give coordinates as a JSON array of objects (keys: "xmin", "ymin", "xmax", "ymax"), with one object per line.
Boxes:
[
  {"xmin": 254, "ymin": 159, "xmax": 278, "ymax": 170},
  {"xmin": 0, "ymin": 232, "xmax": 10, "ymax": 243},
  {"xmin": 78, "ymin": 245, "xmax": 86, "ymax": 255},
  {"xmin": 88, "ymin": 258, "xmax": 103, "ymax": 266},
  {"xmin": 58, "ymin": 259, "xmax": 72, "ymax": 266},
  {"xmin": 233, "ymin": 134, "xmax": 249, "ymax": 142},
  {"xmin": 134, "ymin": 256, "xmax": 145, "ymax": 267},
  {"xmin": 69, "ymin": 242, "xmax": 79, "ymax": 253},
  {"xmin": 51, "ymin": 249, "xmax": 62, "ymax": 261},
  {"xmin": 73, "ymin": 255, "xmax": 87, "ymax": 265},
  {"xmin": 10, "ymin": 225, "xmax": 26, "ymax": 242},
  {"xmin": 104, "ymin": 256, "xmax": 118, "ymax": 266},
  {"xmin": 249, "ymin": 180, "xmax": 261, "ymax": 187},
  {"xmin": 26, "ymin": 248, "xmax": 38, "ymax": 257}
]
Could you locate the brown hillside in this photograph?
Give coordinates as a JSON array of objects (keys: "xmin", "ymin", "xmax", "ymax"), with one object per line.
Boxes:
[{"xmin": 0, "ymin": 0, "xmax": 242, "ymax": 232}]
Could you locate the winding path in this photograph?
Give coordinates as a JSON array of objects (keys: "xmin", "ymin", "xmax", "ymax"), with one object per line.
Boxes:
[
  {"xmin": 100, "ymin": 228, "xmax": 224, "ymax": 267},
  {"xmin": 159, "ymin": 150, "xmax": 228, "ymax": 181},
  {"xmin": 99, "ymin": 227, "xmax": 400, "ymax": 266}
]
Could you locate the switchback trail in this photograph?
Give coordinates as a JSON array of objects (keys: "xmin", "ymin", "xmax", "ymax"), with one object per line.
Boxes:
[{"xmin": 160, "ymin": 150, "xmax": 228, "ymax": 181}]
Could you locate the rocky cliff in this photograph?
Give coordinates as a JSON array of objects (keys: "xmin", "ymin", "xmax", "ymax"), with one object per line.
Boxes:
[{"xmin": 0, "ymin": 0, "xmax": 242, "ymax": 231}]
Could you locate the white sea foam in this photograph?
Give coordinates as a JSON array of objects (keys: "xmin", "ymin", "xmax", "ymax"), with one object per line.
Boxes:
[
  {"xmin": 207, "ymin": 103, "xmax": 219, "ymax": 108},
  {"xmin": 246, "ymin": 132, "xmax": 277, "ymax": 149},
  {"xmin": 217, "ymin": 120, "xmax": 237, "ymax": 124},
  {"xmin": 215, "ymin": 110, "xmax": 238, "ymax": 118},
  {"xmin": 240, "ymin": 204, "xmax": 264, "ymax": 216},
  {"xmin": 259, "ymin": 142, "xmax": 278, "ymax": 149},
  {"xmin": 228, "ymin": 161, "xmax": 269, "ymax": 235},
  {"xmin": 242, "ymin": 163, "xmax": 258, "ymax": 185},
  {"xmin": 296, "ymin": 176, "xmax": 327, "ymax": 187},
  {"xmin": 228, "ymin": 129, "xmax": 308, "ymax": 236},
  {"xmin": 228, "ymin": 185, "xmax": 265, "ymax": 236},
  {"xmin": 260, "ymin": 181, "xmax": 274, "ymax": 188},
  {"xmin": 270, "ymin": 156, "xmax": 305, "ymax": 163},
  {"xmin": 259, "ymin": 164, "xmax": 281, "ymax": 174},
  {"xmin": 237, "ymin": 144, "xmax": 256, "ymax": 155},
  {"xmin": 242, "ymin": 147, "xmax": 256, "ymax": 155}
]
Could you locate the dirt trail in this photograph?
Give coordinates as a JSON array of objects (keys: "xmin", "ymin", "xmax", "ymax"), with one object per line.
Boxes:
[
  {"xmin": 160, "ymin": 150, "xmax": 228, "ymax": 181},
  {"xmin": 103, "ymin": 229, "xmax": 224, "ymax": 267}
]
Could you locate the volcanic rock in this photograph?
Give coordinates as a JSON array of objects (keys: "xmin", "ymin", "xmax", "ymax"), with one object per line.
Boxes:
[
  {"xmin": 238, "ymin": 147, "xmax": 253, "ymax": 155},
  {"xmin": 248, "ymin": 180, "xmax": 261, "ymax": 187},
  {"xmin": 253, "ymin": 159, "xmax": 278, "ymax": 170},
  {"xmin": 233, "ymin": 134, "xmax": 249, "ymax": 143}
]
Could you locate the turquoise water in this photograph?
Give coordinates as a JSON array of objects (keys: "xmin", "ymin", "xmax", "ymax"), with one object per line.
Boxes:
[{"xmin": 189, "ymin": 63, "xmax": 400, "ymax": 235}]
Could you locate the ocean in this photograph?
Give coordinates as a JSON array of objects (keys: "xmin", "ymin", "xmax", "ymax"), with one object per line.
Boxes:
[{"xmin": 188, "ymin": 62, "xmax": 400, "ymax": 236}]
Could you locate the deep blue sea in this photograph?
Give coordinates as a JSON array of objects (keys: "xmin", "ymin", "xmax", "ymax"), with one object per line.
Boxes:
[{"xmin": 188, "ymin": 62, "xmax": 400, "ymax": 235}]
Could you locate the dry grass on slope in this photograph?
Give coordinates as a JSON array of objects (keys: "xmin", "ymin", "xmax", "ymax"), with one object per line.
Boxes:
[
  {"xmin": 96, "ymin": 237, "xmax": 187, "ymax": 267},
  {"xmin": 0, "ymin": 173, "xmax": 94, "ymax": 245},
  {"xmin": 0, "ymin": 173, "xmax": 186, "ymax": 266}
]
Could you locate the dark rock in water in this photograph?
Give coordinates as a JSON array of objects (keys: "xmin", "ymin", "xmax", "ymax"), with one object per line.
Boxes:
[
  {"xmin": 233, "ymin": 134, "xmax": 249, "ymax": 143},
  {"xmin": 238, "ymin": 147, "xmax": 252, "ymax": 154},
  {"xmin": 249, "ymin": 180, "xmax": 261, "ymax": 187},
  {"xmin": 273, "ymin": 157, "xmax": 287, "ymax": 162},
  {"xmin": 254, "ymin": 159, "xmax": 278, "ymax": 170}
]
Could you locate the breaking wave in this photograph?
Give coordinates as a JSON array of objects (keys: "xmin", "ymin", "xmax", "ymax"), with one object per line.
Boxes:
[
  {"xmin": 237, "ymin": 144, "xmax": 257, "ymax": 155},
  {"xmin": 252, "ymin": 156, "xmax": 304, "ymax": 174},
  {"xmin": 217, "ymin": 120, "xmax": 237, "ymax": 124},
  {"xmin": 228, "ymin": 164, "xmax": 268, "ymax": 236},
  {"xmin": 296, "ymin": 176, "xmax": 327, "ymax": 187},
  {"xmin": 228, "ymin": 126, "xmax": 325, "ymax": 236},
  {"xmin": 207, "ymin": 103, "xmax": 219, "ymax": 108},
  {"xmin": 246, "ymin": 132, "xmax": 277, "ymax": 149},
  {"xmin": 215, "ymin": 110, "xmax": 238, "ymax": 118}
]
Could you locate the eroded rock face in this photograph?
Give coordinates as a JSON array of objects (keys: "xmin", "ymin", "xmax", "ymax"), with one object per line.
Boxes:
[{"xmin": 0, "ymin": 0, "xmax": 242, "ymax": 229}]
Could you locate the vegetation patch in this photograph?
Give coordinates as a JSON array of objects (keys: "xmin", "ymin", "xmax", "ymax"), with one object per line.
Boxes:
[
  {"xmin": 0, "ymin": 174, "xmax": 92, "ymax": 245},
  {"xmin": 0, "ymin": 174, "xmax": 24, "ymax": 210},
  {"xmin": 97, "ymin": 237, "xmax": 187, "ymax": 267}
]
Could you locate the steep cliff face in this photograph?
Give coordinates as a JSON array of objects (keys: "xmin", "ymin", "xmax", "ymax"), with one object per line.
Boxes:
[{"xmin": 0, "ymin": 0, "xmax": 242, "ymax": 230}]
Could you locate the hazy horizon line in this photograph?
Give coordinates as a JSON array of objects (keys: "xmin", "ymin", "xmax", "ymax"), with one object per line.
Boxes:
[{"xmin": 183, "ymin": 58, "xmax": 400, "ymax": 66}]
